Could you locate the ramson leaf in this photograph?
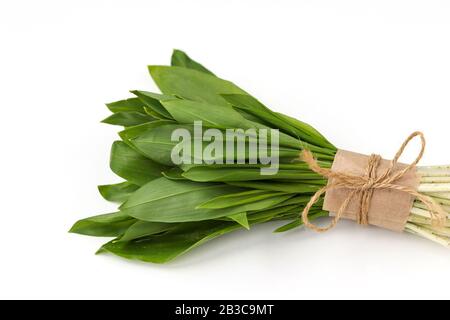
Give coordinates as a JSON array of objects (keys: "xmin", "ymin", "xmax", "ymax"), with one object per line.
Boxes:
[
  {"xmin": 110, "ymin": 141, "xmax": 169, "ymax": 185},
  {"xmin": 69, "ymin": 212, "xmax": 134, "ymax": 237},
  {"xmin": 101, "ymin": 112, "xmax": 154, "ymax": 127},
  {"xmin": 120, "ymin": 177, "xmax": 246, "ymax": 222},
  {"xmin": 98, "ymin": 220, "xmax": 243, "ymax": 263},
  {"xmin": 106, "ymin": 97, "xmax": 145, "ymax": 113},
  {"xmin": 98, "ymin": 181, "xmax": 140, "ymax": 203},
  {"xmin": 148, "ymin": 66, "xmax": 246, "ymax": 107},
  {"xmin": 171, "ymin": 49, "xmax": 215, "ymax": 75}
]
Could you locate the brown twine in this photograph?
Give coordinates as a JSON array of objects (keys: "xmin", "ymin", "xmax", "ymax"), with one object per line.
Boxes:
[{"xmin": 301, "ymin": 131, "xmax": 447, "ymax": 233}]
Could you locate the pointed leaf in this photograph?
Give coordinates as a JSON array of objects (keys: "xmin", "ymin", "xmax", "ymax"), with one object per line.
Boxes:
[
  {"xmin": 118, "ymin": 221, "xmax": 177, "ymax": 242},
  {"xmin": 101, "ymin": 112, "xmax": 154, "ymax": 127},
  {"xmin": 69, "ymin": 212, "xmax": 134, "ymax": 237},
  {"xmin": 131, "ymin": 90, "xmax": 175, "ymax": 119},
  {"xmin": 161, "ymin": 99, "xmax": 251, "ymax": 129},
  {"xmin": 148, "ymin": 66, "xmax": 246, "ymax": 107},
  {"xmin": 121, "ymin": 177, "xmax": 246, "ymax": 222},
  {"xmin": 198, "ymin": 190, "xmax": 287, "ymax": 209},
  {"xmin": 98, "ymin": 181, "xmax": 140, "ymax": 203},
  {"xmin": 106, "ymin": 97, "xmax": 145, "ymax": 113},
  {"xmin": 227, "ymin": 212, "xmax": 250, "ymax": 230},
  {"xmin": 171, "ymin": 49, "xmax": 215, "ymax": 75},
  {"xmin": 110, "ymin": 141, "xmax": 168, "ymax": 185},
  {"xmin": 98, "ymin": 220, "xmax": 242, "ymax": 263}
]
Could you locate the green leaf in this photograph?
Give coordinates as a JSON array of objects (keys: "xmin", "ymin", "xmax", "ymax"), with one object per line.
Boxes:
[
  {"xmin": 162, "ymin": 167, "xmax": 187, "ymax": 180},
  {"xmin": 274, "ymin": 210, "xmax": 328, "ymax": 232},
  {"xmin": 227, "ymin": 181, "xmax": 324, "ymax": 193},
  {"xmin": 101, "ymin": 112, "xmax": 154, "ymax": 127},
  {"xmin": 143, "ymin": 106, "xmax": 164, "ymax": 119},
  {"xmin": 171, "ymin": 49, "xmax": 215, "ymax": 75},
  {"xmin": 222, "ymin": 93, "xmax": 335, "ymax": 151},
  {"xmin": 106, "ymin": 97, "xmax": 145, "ymax": 113},
  {"xmin": 182, "ymin": 166, "xmax": 323, "ymax": 182},
  {"xmin": 198, "ymin": 190, "xmax": 287, "ymax": 209},
  {"xmin": 131, "ymin": 90, "xmax": 175, "ymax": 119},
  {"xmin": 227, "ymin": 212, "xmax": 250, "ymax": 230},
  {"xmin": 128, "ymin": 122, "xmax": 193, "ymax": 165},
  {"xmin": 120, "ymin": 177, "xmax": 246, "ymax": 222},
  {"xmin": 221, "ymin": 94, "xmax": 298, "ymax": 136},
  {"xmin": 119, "ymin": 120, "xmax": 175, "ymax": 142},
  {"xmin": 148, "ymin": 66, "xmax": 246, "ymax": 107},
  {"xmin": 110, "ymin": 141, "xmax": 168, "ymax": 186},
  {"xmin": 210, "ymin": 194, "xmax": 294, "ymax": 214},
  {"xmin": 161, "ymin": 99, "xmax": 251, "ymax": 130},
  {"xmin": 98, "ymin": 181, "xmax": 140, "ymax": 203},
  {"xmin": 118, "ymin": 221, "xmax": 177, "ymax": 242},
  {"xmin": 69, "ymin": 212, "xmax": 134, "ymax": 237},
  {"xmin": 276, "ymin": 113, "xmax": 335, "ymax": 150},
  {"xmin": 98, "ymin": 220, "xmax": 243, "ymax": 264}
]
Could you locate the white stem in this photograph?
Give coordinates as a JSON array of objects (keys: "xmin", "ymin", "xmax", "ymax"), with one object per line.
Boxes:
[
  {"xmin": 424, "ymin": 192, "xmax": 450, "ymax": 199},
  {"xmin": 427, "ymin": 195, "xmax": 450, "ymax": 206},
  {"xmin": 418, "ymin": 183, "xmax": 450, "ymax": 193},
  {"xmin": 408, "ymin": 214, "xmax": 450, "ymax": 227},
  {"xmin": 414, "ymin": 201, "xmax": 450, "ymax": 213},
  {"xmin": 418, "ymin": 165, "xmax": 450, "ymax": 170},
  {"xmin": 411, "ymin": 206, "xmax": 433, "ymax": 218},
  {"xmin": 423, "ymin": 225, "xmax": 450, "ymax": 237},
  {"xmin": 420, "ymin": 176, "xmax": 450, "ymax": 183},
  {"xmin": 417, "ymin": 169, "xmax": 450, "ymax": 177},
  {"xmin": 405, "ymin": 223, "xmax": 450, "ymax": 247},
  {"xmin": 410, "ymin": 206, "xmax": 450, "ymax": 219}
]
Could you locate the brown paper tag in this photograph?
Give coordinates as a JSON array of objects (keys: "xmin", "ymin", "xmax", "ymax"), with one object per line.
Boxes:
[{"xmin": 323, "ymin": 150, "xmax": 420, "ymax": 232}]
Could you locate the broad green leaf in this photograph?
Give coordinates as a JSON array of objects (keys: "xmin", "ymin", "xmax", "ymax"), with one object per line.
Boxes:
[
  {"xmin": 69, "ymin": 212, "xmax": 134, "ymax": 237},
  {"xmin": 171, "ymin": 49, "xmax": 215, "ymax": 75},
  {"xmin": 198, "ymin": 190, "xmax": 287, "ymax": 209},
  {"xmin": 110, "ymin": 141, "xmax": 169, "ymax": 186},
  {"xmin": 131, "ymin": 90, "xmax": 175, "ymax": 119},
  {"xmin": 121, "ymin": 177, "xmax": 246, "ymax": 222},
  {"xmin": 227, "ymin": 212, "xmax": 250, "ymax": 230},
  {"xmin": 161, "ymin": 99, "xmax": 250, "ymax": 130},
  {"xmin": 98, "ymin": 181, "xmax": 139, "ymax": 203},
  {"xmin": 128, "ymin": 122, "xmax": 296, "ymax": 166},
  {"xmin": 148, "ymin": 66, "xmax": 246, "ymax": 107},
  {"xmin": 119, "ymin": 120, "xmax": 175, "ymax": 142},
  {"xmin": 98, "ymin": 220, "xmax": 243, "ymax": 264},
  {"xmin": 222, "ymin": 93, "xmax": 335, "ymax": 151},
  {"xmin": 276, "ymin": 113, "xmax": 335, "ymax": 150},
  {"xmin": 101, "ymin": 112, "xmax": 154, "ymax": 127},
  {"xmin": 118, "ymin": 221, "xmax": 177, "ymax": 242},
  {"xmin": 106, "ymin": 97, "xmax": 145, "ymax": 113},
  {"xmin": 221, "ymin": 93, "xmax": 298, "ymax": 136},
  {"xmin": 128, "ymin": 123, "xmax": 193, "ymax": 165}
]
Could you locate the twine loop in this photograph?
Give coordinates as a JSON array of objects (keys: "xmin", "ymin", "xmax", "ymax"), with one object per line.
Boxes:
[{"xmin": 301, "ymin": 131, "xmax": 447, "ymax": 233}]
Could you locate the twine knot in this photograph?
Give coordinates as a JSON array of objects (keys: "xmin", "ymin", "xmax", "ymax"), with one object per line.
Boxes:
[{"xmin": 301, "ymin": 131, "xmax": 447, "ymax": 233}]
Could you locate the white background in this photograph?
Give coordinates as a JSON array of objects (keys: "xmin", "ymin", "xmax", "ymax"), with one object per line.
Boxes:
[{"xmin": 1, "ymin": 0, "xmax": 450, "ymax": 300}]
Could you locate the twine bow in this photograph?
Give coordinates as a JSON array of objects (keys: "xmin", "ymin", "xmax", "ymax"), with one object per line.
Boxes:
[{"xmin": 301, "ymin": 131, "xmax": 447, "ymax": 233}]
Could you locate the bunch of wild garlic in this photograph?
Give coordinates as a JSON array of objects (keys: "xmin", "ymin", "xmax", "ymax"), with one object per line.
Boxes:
[{"xmin": 70, "ymin": 50, "xmax": 449, "ymax": 264}]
